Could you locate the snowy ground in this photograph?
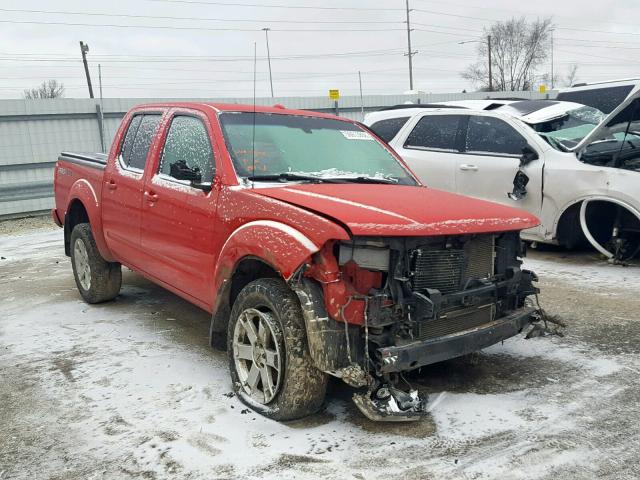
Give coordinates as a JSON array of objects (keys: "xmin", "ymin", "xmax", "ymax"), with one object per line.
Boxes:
[{"xmin": 1, "ymin": 221, "xmax": 639, "ymax": 480}]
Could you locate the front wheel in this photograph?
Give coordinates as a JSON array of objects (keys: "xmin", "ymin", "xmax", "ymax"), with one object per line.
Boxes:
[
  {"xmin": 227, "ymin": 278, "xmax": 327, "ymax": 421},
  {"xmin": 70, "ymin": 223, "xmax": 122, "ymax": 304}
]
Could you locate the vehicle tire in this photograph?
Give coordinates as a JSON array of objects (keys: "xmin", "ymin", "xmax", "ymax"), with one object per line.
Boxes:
[
  {"xmin": 557, "ymin": 205, "xmax": 587, "ymax": 249},
  {"xmin": 227, "ymin": 278, "xmax": 328, "ymax": 421},
  {"xmin": 70, "ymin": 223, "xmax": 122, "ymax": 304}
]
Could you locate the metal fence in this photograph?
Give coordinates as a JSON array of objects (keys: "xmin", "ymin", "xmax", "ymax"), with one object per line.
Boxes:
[{"xmin": 0, "ymin": 90, "xmax": 550, "ymax": 218}]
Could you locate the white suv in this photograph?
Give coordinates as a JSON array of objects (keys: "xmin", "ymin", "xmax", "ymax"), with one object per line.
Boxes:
[{"xmin": 365, "ymin": 94, "xmax": 640, "ymax": 261}]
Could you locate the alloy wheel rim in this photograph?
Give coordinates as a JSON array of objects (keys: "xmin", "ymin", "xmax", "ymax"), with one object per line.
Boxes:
[
  {"xmin": 73, "ymin": 238, "xmax": 91, "ymax": 291},
  {"xmin": 232, "ymin": 308, "xmax": 282, "ymax": 404}
]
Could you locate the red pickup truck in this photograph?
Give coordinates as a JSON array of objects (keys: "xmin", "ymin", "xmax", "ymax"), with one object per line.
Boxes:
[{"xmin": 52, "ymin": 102, "xmax": 540, "ymax": 421}]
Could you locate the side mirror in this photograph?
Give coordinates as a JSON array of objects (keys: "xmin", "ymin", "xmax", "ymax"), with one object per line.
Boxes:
[
  {"xmin": 520, "ymin": 145, "xmax": 539, "ymax": 167},
  {"xmin": 190, "ymin": 181, "xmax": 212, "ymax": 193},
  {"xmin": 170, "ymin": 159, "xmax": 202, "ymax": 182}
]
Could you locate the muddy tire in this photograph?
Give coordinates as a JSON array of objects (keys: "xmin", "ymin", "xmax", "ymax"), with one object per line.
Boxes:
[
  {"xmin": 227, "ymin": 278, "xmax": 328, "ymax": 421},
  {"xmin": 70, "ymin": 223, "xmax": 122, "ymax": 304}
]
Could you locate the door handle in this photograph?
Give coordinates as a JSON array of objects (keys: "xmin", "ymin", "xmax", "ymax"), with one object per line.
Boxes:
[
  {"xmin": 144, "ymin": 191, "xmax": 159, "ymax": 202},
  {"xmin": 107, "ymin": 179, "xmax": 117, "ymax": 190},
  {"xmin": 459, "ymin": 164, "xmax": 479, "ymax": 171}
]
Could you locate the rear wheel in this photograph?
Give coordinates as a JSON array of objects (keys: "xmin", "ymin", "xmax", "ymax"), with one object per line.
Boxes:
[
  {"xmin": 227, "ymin": 278, "xmax": 327, "ymax": 421},
  {"xmin": 70, "ymin": 223, "xmax": 122, "ymax": 303}
]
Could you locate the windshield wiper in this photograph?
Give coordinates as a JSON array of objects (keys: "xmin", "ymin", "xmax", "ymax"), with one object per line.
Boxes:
[
  {"xmin": 247, "ymin": 173, "xmax": 337, "ymax": 183},
  {"xmin": 325, "ymin": 176, "xmax": 398, "ymax": 184},
  {"xmin": 247, "ymin": 173, "xmax": 398, "ymax": 184}
]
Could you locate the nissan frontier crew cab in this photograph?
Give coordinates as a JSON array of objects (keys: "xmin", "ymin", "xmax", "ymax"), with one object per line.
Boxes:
[{"xmin": 52, "ymin": 102, "xmax": 540, "ymax": 421}]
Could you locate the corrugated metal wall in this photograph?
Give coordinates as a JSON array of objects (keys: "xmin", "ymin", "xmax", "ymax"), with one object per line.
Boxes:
[{"xmin": 0, "ymin": 91, "xmax": 550, "ymax": 217}]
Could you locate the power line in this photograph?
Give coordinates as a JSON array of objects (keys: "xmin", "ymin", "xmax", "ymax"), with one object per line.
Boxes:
[
  {"xmin": 0, "ymin": 7, "xmax": 403, "ymax": 25},
  {"xmin": 0, "ymin": 18, "xmax": 480, "ymax": 37},
  {"xmin": 145, "ymin": 0, "xmax": 404, "ymax": 11},
  {"xmin": 0, "ymin": 19, "xmax": 406, "ymax": 32},
  {"xmin": 0, "ymin": 41, "xmax": 471, "ymax": 63}
]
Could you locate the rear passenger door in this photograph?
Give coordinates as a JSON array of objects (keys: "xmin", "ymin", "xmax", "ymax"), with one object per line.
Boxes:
[
  {"xmin": 140, "ymin": 109, "xmax": 220, "ymax": 305},
  {"xmin": 102, "ymin": 112, "xmax": 163, "ymax": 267},
  {"xmin": 455, "ymin": 114, "xmax": 543, "ymax": 216},
  {"xmin": 391, "ymin": 113, "xmax": 467, "ymax": 192}
]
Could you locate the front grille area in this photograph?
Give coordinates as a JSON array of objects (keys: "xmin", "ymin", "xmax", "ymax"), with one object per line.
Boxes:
[
  {"xmin": 410, "ymin": 235, "xmax": 495, "ymax": 294},
  {"xmin": 411, "ymin": 249, "xmax": 465, "ymax": 294},
  {"xmin": 465, "ymin": 235, "xmax": 495, "ymax": 279},
  {"xmin": 415, "ymin": 303, "xmax": 495, "ymax": 340}
]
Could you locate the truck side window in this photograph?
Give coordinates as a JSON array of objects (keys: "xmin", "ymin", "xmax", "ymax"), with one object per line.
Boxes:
[
  {"xmin": 370, "ymin": 117, "xmax": 410, "ymax": 143},
  {"xmin": 465, "ymin": 116, "xmax": 527, "ymax": 156},
  {"xmin": 120, "ymin": 115, "xmax": 142, "ymax": 167},
  {"xmin": 404, "ymin": 115, "xmax": 463, "ymax": 152},
  {"xmin": 159, "ymin": 116, "xmax": 215, "ymax": 184},
  {"xmin": 126, "ymin": 114, "xmax": 162, "ymax": 171}
]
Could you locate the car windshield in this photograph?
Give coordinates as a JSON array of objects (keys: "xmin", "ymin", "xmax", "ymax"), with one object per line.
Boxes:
[
  {"xmin": 218, "ymin": 112, "xmax": 417, "ymax": 185},
  {"xmin": 530, "ymin": 106, "xmax": 606, "ymax": 150}
]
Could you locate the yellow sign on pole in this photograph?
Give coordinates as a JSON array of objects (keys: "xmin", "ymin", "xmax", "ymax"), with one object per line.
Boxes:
[
  {"xmin": 539, "ymin": 84, "xmax": 547, "ymax": 94},
  {"xmin": 329, "ymin": 89, "xmax": 340, "ymax": 100}
]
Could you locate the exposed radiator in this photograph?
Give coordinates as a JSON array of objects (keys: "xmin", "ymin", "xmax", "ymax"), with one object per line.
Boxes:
[
  {"xmin": 410, "ymin": 235, "xmax": 495, "ymax": 294},
  {"xmin": 411, "ymin": 249, "xmax": 465, "ymax": 294}
]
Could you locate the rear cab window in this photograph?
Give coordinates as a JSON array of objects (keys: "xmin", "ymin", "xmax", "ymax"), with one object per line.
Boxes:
[
  {"xmin": 118, "ymin": 113, "xmax": 162, "ymax": 172},
  {"xmin": 404, "ymin": 115, "xmax": 465, "ymax": 152},
  {"xmin": 369, "ymin": 117, "xmax": 410, "ymax": 143}
]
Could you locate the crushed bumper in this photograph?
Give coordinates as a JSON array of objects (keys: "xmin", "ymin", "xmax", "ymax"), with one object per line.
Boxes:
[{"xmin": 378, "ymin": 306, "xmax": 537, "ymax": 373}]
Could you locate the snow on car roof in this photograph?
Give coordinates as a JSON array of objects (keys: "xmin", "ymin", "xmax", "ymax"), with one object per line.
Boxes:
[
  {"xmin": 434, "ymin": 99, "xmax": 517, "ymax": 110},
  {"xmin": 497, "ymin": 100, "xmax": 590, "ymax": 124}
]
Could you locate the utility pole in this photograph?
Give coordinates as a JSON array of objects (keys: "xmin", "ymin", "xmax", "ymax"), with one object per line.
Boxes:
[
  {"xmin": 98, "ymin": 64, "xmax": 105, "ymax": 153},
  {"xmin": 487, "ymin": 35, "xmax": 493, "ymax": 92},
  {"xmin": 550, "ymin": 30, "xmax": 555, "ymax": 89},
  {"xmin": 358, "ymin": 71, "xmax": 364, "ymax": 120},
  {"xmin": 79, "ymin": 41, "xmax": 94, "ymax": 98},
  {"xmin": 404, "ymin": 0, "xmax": 415, "ymax": 90},
  {"xmin": 262, "ymin": 28, "xmax": 274, "ymax": 98}
]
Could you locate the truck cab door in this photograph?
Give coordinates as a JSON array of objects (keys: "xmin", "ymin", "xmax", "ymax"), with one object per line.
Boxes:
[
  {"xmin": 102, "ymin": 112, "xmax": 163, "ymax": 267},
  {"xmin": 140, "ymin": 110, "xmax": 220, "ymax": 306},
  {"xmin": 454, "ymin": 114, "xmax": 544, "ymax": 231},
  {"xmin": 391, "ymin": 113, "xmax": 467, "ymax": 192}
]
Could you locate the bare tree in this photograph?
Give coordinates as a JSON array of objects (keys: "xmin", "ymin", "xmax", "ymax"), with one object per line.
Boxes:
[
  {"xmin": 563, "ymin": 64, "xmax": 579, "ymax": 87},
  {"xmin": 462, "ymin": 17, "xmax": 554, "ymax": 91},
  {"xmin": 23, "ymin": 80, "xmax": 65, "ymax": 99}
]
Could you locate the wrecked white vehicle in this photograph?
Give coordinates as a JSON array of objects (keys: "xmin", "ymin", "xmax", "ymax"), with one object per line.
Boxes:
[{"xmin": 365, "ymin": 91, "xmax": 640, "ymax": 261}]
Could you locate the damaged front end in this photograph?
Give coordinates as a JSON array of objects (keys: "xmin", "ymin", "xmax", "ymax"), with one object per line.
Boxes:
[{"xmin": 290, "ymin": 231, "xmax": 539, "ymax": 421}]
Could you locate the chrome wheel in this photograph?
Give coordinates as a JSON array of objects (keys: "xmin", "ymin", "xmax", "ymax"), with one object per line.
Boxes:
[
  {"xmin": 232, "ymin": 308, "xmax": 283, "ymax": 404},
  {"xmin": 73, "ymin": 238, "xmax": 91, "ymax": 291}
]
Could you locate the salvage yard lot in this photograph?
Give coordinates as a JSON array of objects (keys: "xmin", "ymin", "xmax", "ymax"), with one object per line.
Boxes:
[{"xmin": 1, "ymin": 218, "xmax": 639, "ymax": 480}]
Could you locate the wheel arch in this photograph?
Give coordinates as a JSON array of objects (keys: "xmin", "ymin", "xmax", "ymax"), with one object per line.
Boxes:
[
  {"xmin": 554, "ymin": 195, "xmax": 640, "ymax": 252},
  {"xmin": 64, "ymin": 179, "xmax": 114, "ymax": 261},
  {"xmin": 209, "ymin": 221, "xmax": 321, "ymax": 348}
]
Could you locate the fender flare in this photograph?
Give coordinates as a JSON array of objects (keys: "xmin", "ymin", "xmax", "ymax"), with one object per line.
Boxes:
[
  {"xmin": 66, "ymin": 179, "xmax": 115, "ymax": 261},
  {"xmin": 214, "ymin": 220, "xmax": 319, "ymax": 286},
  {"xmin": 209, "ymin": 220, "xmax": 321, "ymax": 338}
]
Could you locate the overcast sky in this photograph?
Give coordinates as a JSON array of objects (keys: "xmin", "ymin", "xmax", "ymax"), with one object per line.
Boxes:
[{"xmin": 0, "ymin": 0, "xmax": 638, "ymax": 99}]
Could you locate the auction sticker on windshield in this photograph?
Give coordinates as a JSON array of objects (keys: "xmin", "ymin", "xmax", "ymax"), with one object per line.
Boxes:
[{"xmin": 340, "ymin": 130, "xmax": 374, "ymax": 140}]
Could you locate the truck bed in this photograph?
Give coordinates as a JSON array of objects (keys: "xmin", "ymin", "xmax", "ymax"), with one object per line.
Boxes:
[
  {"xmin": 54, "ymin": 152, "xmax": 107, "ymax": 227},
  {"xmin": 59, "ymin": 152, "xmax": 108, "ymax": 169}
]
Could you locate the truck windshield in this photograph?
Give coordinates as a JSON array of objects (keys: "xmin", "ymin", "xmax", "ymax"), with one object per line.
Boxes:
[
  {"xmin": 531, "ymin": 106, "xmax": 605, "ymax": 150},
  {"xmin": 219, "ymin": 112, "xmax": 417, "ymax": 185}
]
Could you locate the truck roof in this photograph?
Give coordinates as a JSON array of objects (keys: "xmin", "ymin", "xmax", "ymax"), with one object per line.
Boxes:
[{"xmin": 132, "ymin": 102, "xmax": 347, "ymax": 121}]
